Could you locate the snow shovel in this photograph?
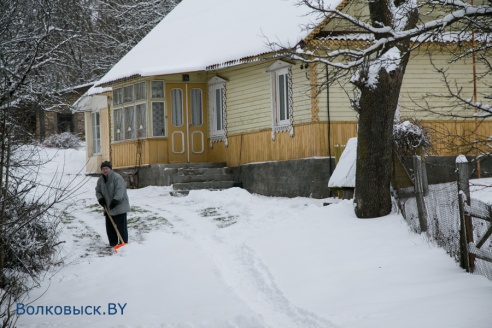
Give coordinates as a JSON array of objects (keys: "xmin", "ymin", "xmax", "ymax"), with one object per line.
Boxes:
[{"xmin": 103, "ymin": 206, "xmax": 127, "ymax": 252}]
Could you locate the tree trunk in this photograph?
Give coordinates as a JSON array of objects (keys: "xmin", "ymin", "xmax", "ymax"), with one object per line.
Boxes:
[
  {"xmin": 353, "ymin": 0, "xmax": 418, "ymax": 218},
  {"xmin": 354, "ymin": 67, "xmax": 404, "ymax": 218}
]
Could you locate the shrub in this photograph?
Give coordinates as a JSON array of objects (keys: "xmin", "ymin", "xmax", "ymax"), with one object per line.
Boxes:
[{"xmin": 42, "ymin": 132, "xmax": 82, "ymax": 149}]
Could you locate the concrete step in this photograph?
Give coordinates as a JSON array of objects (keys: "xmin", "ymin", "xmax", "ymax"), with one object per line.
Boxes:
[
  {"xmin": 175, "ymin": 167, "xmax": 232, "ymax": 176},
  {"xmin": 172, "ymin": 180, "xmax": 236, "ymax": 191},
  {"xmin": 173, "ymin": 173, "xmax": 234, "ymax": 184},
  {"xmin": 163, "ymin": 162, "xmax": 227, "ymax": 169}
]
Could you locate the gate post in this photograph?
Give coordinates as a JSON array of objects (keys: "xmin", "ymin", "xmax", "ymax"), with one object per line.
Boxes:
[{"xmin": 456, "ymin": 155, "xmax": 475, "ymax": 272}]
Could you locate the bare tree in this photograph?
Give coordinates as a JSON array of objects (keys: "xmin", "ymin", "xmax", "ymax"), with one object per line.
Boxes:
[{"xmin": 283, "ymin": 0, "xmax": 492, "ymax": 218}]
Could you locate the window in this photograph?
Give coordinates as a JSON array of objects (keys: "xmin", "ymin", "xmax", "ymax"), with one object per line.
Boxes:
[
  {"xmin": 152, "ymin": 102, "xmax": 165, "ymax": 136},
  {"xmin": 171, "ymin": 88, "xmax": 183, "ymax": 127},
  {"xmin": 124, "ymin": 106, "xmax": 135, "ymax": 139},
  {"xmin": 113, "ymin": 88, "xmax": 123, "ymax": 106},
  {"xmin": 151, "ymin": 81, "xmax": 164, "ymax": 98},
  {"xmin": 114, "ymin": 108, "xmax": 124, "ymax": 141},
  {"xmin": 112, "ymin": 81, "xmax": 149, "ymax": 141},
  {"xmin": 267, "ymin": 60, "xmax": 294, "ymax": 140},
  {"xmin": 208, "ymin": 76, "xmax": 228, "ymax": 146},
  {"xmin": 91, "ymin": 112, "xmax": 101, "ymax": 154},
  {"xmin": 136, "ymin": 104, "xmax": 147, "ymax": 138},
  {"xmin": 276, "ymin": 70, "xmax": 289, "ymax": 123},
  {"xmin": 135, "ymin": 82, "xmax": 146, "ymax": 101},
  {"xmin": 190, "ymin": 88, "xmax": 202, "ymax": 126},
  {"xmin": 123, "ymin": 85, "xmax": 134, "ymax": 103},
  {"xmin": 149, "ymin": 80, "xmax": 166, "ymax": 137}
]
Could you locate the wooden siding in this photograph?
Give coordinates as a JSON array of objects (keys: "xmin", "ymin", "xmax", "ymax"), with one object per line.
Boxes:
[
  {"xmin": 400, "ymin": 46, "xmax": 485, "ymax": 119},
  {"xmin": 112, "ymin": 138, "xmax": 169, "ymax": 168},
  {"xmin": 420, "ymin": 120, "xmax": 492, "ymax": 156},
  {"xmin": 314, "ymin": 45, "xmax": 489, "ymax": 122},
  {"xmin": 208, "ymin": 121, "xmax": 358, "ymax": 167}
]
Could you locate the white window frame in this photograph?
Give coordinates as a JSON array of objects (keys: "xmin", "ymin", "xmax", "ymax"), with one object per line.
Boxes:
[
  {"xmin": 91, "ymin": 111, "xmax": 101, "ymax": 154},
  {"xmin": 267, "ymin": 60, "xmax": 294, "ymax": 140},
  {"xmin": 208, "ymin": 76, "xmax": 228, "ymax": 147}
]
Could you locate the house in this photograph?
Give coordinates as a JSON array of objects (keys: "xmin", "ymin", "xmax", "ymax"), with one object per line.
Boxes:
[
  {"xmin": 37, "ymin": 83, "xmax": 91, "ymax": 141},
  {"xmin": 79, "ymin": 0, "xmax": 491, "ymax": 198},
  {"xmin": 72, "ymin": 91, "xmax": 109, "ymax": 173}
]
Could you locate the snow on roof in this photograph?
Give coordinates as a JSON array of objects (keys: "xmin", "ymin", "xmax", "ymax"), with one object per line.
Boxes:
[
  {"xmin": 96, "ymin": 0, "xmax": 342, "ymax": 86},
  {"xmin": 72, "ymin": 92, "xmax": 108, "ymax": 113},
  {"xmin": 328, "ymin": 137, "xmax": 357, "ymax": 188}
]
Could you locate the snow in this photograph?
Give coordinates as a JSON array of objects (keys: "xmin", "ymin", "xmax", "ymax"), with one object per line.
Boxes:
[
  {"xmin": 16, "ymin": 146, "xmax": 492, "ymax": 328},
  {"xmin": 328, "ymin": 137, "xmax": 356, "ymax": 188},
  {"xmin": 95, "ymin": 0, "xmax": 341, "ymax": 86},
  {"xmin": 456, "ymin": 154, "xmax": 468, "ymax": 164}
]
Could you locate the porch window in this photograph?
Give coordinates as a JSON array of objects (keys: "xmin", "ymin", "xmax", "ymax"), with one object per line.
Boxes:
[
  {"xmin": 267, "ymin": 60, "xmax": 294, "ymax": 140},
  {"xmin": 114, "ymin": 108, "xmax": 124, "ymax": 141},
  {"xmin": 135, "ymin": 82, "xmax": 146, "ymax": 101},
  {"xmin": 152, "ymin": 102, "xmax": 165, "ymax": 136},
  {"xmin": 136, "ymin": 103, "xmax": 147, "ymax": 138},
  {"xmin": 208, "ymin": 76, "xmax": 228, "ymax": 146},
  {"xmin": 91, "ymin": 112, "xmax": 101, "ymax": 154},
  {"xmin": 123, "ymin": 85, "xmax": 134, "ymax": 103},
  {"xmin": 124, "ymin": 105, "xmax": 135, "ymax": 139},
  {"xmin": 113, "ymin": 80, "xmax": 150, "ymax": 142},
  {"xmin": 151, "ymin": 81, "xmax": 164, "ymax": 98},
  {"xmin": 113, "ymin": 88, "xmax": 123, "ymax": 106}
]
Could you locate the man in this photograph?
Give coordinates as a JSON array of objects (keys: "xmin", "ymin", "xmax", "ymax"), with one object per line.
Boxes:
[{"xmin": 95, "ymin": 161, "xmax": 130, "ymax": 247}]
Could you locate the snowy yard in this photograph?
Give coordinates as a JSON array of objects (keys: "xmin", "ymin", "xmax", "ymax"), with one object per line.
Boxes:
[{"xmin": 16, "ymin": 147, "xmax": 492, "ymax": 328}]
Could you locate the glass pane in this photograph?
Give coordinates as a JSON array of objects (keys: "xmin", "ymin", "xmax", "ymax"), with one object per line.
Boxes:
[
  {"xmin": 215, "ymin": 88, "xmax": 223, "ymax": 131},
  {"xmin": 125, "ymin": 106, "xmax": 135, "ymax": 139},
  {"xmin": 123, "ymin": 85, "xmax": 134, "ymax": 103},
  {"xmin": 113, "ymin": 88, "xmax": 123, "ymax": 105},
  {"xmin": 278, "ymin": 74, "xmax": 287, "ymax": 121},
  {"xmin": 114, "ymin": 109, "xmax": 124, "ymax": 141},
  {"xmin": 171, "ymin": 89, "xmax": 183, "ymax": 127},
  {"xmin": 191, "ymin": 88, "xmax": 202, "ymax": 126},
  {"xmin": 135, "ymin": 82, "xmax": 146, "ymax": 100},
  {"xmin": 136, "ymin": 104, "xmax": 147, "ymax": 138},
  {"xmin": 152, "ymin": 102, "xmax": 165, "ymax": 136},
  {"xmin": 151, "ymin": 81, "xmax": 164, "ymax": 98}
]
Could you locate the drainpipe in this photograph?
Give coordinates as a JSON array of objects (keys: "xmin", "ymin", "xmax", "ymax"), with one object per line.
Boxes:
[{"xmin": 326, "ymin": 64, "xmax": 332, "ymax": 175}]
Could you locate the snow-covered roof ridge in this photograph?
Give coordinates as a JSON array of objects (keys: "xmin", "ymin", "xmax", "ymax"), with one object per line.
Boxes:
[{"xmin": 95, "ymin": 0, "xmax": 343, "ymax": 87}]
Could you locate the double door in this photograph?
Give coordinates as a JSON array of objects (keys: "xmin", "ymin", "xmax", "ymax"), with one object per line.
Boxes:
[{"xmin": 167, "ymin": 83, "xmax": 207, "ymax": 163}]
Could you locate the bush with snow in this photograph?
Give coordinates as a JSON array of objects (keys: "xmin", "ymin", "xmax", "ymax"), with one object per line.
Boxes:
[
  {"xmin": 393, "ymin": 120, "xmax": 431, "ymax": 155},
  {"xmin": 42, "ymin": 132, "xmax": 82, "ymax": 149}
]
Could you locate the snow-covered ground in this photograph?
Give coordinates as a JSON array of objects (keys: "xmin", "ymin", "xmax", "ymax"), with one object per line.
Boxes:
[{"xmin": 16, "ymin": 146, "xmax": 492, "ymax": 328}]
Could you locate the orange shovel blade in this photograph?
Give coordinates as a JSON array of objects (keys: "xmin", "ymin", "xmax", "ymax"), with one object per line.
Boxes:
[{"xmin": 113, "ymin": 243, "xmax": 127, "ymax": 252}]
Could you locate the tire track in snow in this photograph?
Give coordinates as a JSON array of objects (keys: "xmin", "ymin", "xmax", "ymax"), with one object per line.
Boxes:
[{"xmin": 162, "ymin": 202, "xmax": 337, "ymax": 328}]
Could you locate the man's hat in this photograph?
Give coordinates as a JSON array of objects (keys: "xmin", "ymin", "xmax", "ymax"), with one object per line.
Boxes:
[{"xmin": 100, "ymin": 161, "xmax": 112, "ymax": 170}]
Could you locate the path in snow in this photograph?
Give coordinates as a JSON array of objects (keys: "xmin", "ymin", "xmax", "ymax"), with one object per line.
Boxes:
[{"xmin": 153, "ymin": 193, "xmax": 336, "ymax": 328}]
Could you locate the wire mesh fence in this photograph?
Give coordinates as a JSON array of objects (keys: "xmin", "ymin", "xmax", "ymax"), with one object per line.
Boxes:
[
  {"xmin": 395, "ymin": 181, "xmax": 492, "ymax": 280},
  {"xmin": 396, "ymin": 182, "xmax": 461, "ymax": 262}
]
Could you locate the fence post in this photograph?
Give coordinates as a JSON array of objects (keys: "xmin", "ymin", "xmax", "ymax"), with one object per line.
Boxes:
[
  {"xmin": 418, "ymin": 148, "xmax": 429, "ymax": 196},
  {"xmin": 413, "ymin": 155, "xmax": 428, "ymax": 232},
  {"xmin": 456, "ymin": 155, "xmax": 475, "ymax": 272}
]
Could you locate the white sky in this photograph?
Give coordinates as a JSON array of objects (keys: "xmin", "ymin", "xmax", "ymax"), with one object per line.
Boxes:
[
  {"xmin": 96, "ymin": 0, "xmax": 342, "ymax": 86},
  {"xmin": 15, "ymin": 146, "xmax": 492, "ymax": 328}
]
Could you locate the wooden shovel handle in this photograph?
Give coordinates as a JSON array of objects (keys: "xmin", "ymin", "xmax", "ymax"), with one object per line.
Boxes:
[{"xmin": 104, "ymin": 206, "xmax": 125, "ymax": 245}]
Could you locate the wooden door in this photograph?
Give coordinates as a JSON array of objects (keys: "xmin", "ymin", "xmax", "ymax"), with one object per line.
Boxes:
[{"xmin": 167, "ymin": 83, "xmax": 207, "ymax": 163}]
